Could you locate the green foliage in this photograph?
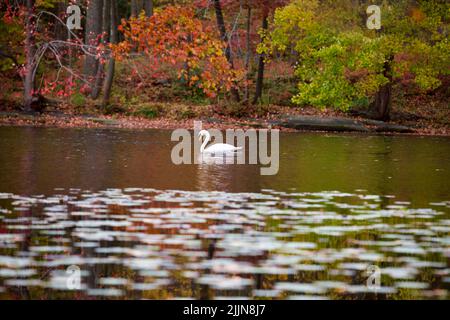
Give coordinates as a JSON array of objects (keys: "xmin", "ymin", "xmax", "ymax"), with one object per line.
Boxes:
[
  {"xmin": 70, "ymin": 93, "xmax": 86, "ymax": 107},
  {"xmin": 176, "ymin": 105, "xmax": 196, "ymax": 120},
  {"xmin": 0, "ymin": 14, "xmax": 23, "ymax": 72},
  {"xmin": 132, "ymin": 104, "xmax": 160, "ymax": 119},
  {"xmin": 264, "ymin": 0, "xmax": 450, "ymax": 111},
  {"xmin": 293, "ymin": 32, "xmax": 389, "ymax": 110},
  {"xmin": 35, "ymin": 0, "xmax": 60, "ymax": 9}
]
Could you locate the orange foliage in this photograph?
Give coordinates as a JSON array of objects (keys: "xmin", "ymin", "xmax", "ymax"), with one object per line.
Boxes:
[{"xmin": 112, "ymin": 5, "xmax": 244, "ymax": 98}]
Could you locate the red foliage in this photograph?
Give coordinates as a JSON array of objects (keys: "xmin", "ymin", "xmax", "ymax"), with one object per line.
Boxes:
[{"xmin": 113, "ymin": 5, "xmax": 244, "ymax": 98}]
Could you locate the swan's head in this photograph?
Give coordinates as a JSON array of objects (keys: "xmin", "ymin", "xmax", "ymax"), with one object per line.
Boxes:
[{"xmin": 198, "ymin": 130, "xmax": 209, "ymax": 141}]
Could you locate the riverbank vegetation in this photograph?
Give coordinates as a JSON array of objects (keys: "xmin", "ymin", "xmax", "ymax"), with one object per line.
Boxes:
[{"xmin": 0, "ymin": 0, "xmax": 448, "ymax": 133}]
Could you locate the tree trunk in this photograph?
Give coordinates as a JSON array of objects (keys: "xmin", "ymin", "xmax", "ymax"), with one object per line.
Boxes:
[
  {"xmin": 23, "ymin": 0, "xmax": 35, "ymax": 112},
  {"xmin": 244, "ymin": 6, "xmax": 252, "ymax": 102},
  {"xmin": 370, "ymin": 57, "xmax": 393, "ymax": 121},
  {"xmin": 143, "ymin": 0, "xmax": 153, "ymax": 17},
  {"xmin": 253, "ymin": 12, "xmax": 268, "ymax": 104},
  {"xmin": 213, "ymin": 0, "xmax": 231, "ymax": 61},
  {"xmin": 55, "ymin": 1, "xmax": 68, "ymax": 41},
  {"xmin": 83, "ymin": 0, "xmax": 103, "ymax": 80},
  {"xmin": 131, "ymin": 0, "xmax": 138, "ymax": 17},
  {"xmin": 131, "ymin": 0, "xmax": 146, "ymax": 17},
  {"xmin": 213, "ymin": 0, "xmax": 240, "ymax": 102},
  {"xmin": 102, "ymin": 0, "xmax": 118, "ymax": 107},
  {"xmin": 371, "ymin": 84, "xmax": 391, "ymax": 121},
  {"xmin": 91, "ymin": 0, "xmax": 111, "ymax": 99}
]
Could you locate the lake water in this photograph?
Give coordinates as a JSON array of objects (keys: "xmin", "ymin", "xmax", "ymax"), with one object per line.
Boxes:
[{"xmin": 0, "ymin": 127, "xmax": 448, "ymax": 299}]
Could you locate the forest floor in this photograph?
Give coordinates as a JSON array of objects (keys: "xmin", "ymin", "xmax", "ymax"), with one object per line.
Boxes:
[{"xmin": 0, "ymin": 99, "xmax": 448, "ymax": 136}]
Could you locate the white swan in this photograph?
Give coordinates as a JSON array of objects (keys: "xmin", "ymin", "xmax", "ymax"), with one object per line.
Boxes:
[{"xmin": 198, "ymin": 130, "xmax": 242, "ymax": 154}]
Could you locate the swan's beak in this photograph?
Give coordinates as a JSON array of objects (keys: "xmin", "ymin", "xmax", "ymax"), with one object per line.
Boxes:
[{"xmin": 198, "ymin": 133, "xmax": 202, "ymax": 141}]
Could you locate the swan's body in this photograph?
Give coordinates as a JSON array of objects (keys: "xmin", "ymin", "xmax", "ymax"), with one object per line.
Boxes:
[{"xmin": 198, "ymin": 130, "xmax": 242, "ymax": 154}]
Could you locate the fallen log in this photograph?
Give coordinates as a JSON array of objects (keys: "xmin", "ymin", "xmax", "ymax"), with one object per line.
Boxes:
[
  {"xmin": 276, "ymin": 116, "xmax": 370, "ymax": 132},
  {"xmin": 359, "ymin": 119, "xmax": 415, "ymax": 133}
]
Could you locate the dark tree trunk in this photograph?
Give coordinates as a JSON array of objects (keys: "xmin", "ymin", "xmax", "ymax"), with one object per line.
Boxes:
[
  {"xmin": 131, "ymin": 0, "xmax": 139, "ymax": 17},
  {"xmin": 23, "ymin": 0, "xmax": 35, "ymax": 112},
  {"xmin": 143, "ymin": 0, "xmax": 153, "ymax": 17},
  {"xmin": 91, "ymin": 0, "xmax": 111, "ymax": 99},
  {"xmin": 132, "ymin": 0, "xmax": 147, "ymax": 17},
  {"xmin": 213, "ymin": 0, "xmax": 240, "ymax": 102},
  {"xmin": 83, "ymin": 0, "xmax": 103, "ymax": 80},
  {"xmin": 244, "ymin": 6, "xmax": 252, "ymax": 102},
  {"xmin": 372, "ymin": 83, "xmax": 391, "ymax": 121},
  {"xmin": 253, "ymin": 12, "xmax": 268, "ymax": 104},
  {"xmin": 370, "ymin": 57, "xmax": 393, "ymax": 121},
  {"xmin": 55, "ymin": 1, "xmax": 68, "ymax": 41},
  {"xmin": 102, "ymin": 0, "xmax": 118, "ymax": 106},
  {"xmin": 213, "ymin": 0, "xmax": 231, "ymax": 62}
]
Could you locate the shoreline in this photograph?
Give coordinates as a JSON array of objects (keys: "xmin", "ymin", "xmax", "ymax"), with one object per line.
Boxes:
[{"xmin": 0, "ymin": 110, "xmax": 449, "ymax": 136}]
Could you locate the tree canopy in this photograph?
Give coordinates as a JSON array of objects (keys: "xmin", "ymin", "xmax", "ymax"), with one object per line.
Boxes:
[
  {"xmin": 262, "ymin": 0, "xmax": 449, "ymax": 117},
  {"xmin": 0, "ymin": 0, "xmax": 448, "ymax": 122}
]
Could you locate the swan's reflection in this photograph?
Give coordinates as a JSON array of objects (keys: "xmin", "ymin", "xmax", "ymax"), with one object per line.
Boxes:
[
  {"xmin": 196, "ymin": 152, "xmax": 243, "ymax": 191},
  {"xmin": 198, "ymin": 151, "xmax": 242, "ymax": 165}
]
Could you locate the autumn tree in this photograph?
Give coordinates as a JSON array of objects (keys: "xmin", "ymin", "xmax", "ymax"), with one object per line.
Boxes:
[
  {"xmin": 0, "ymin": 0, "xmax": 120, "ymax": 109},
  {"xmin": 263, "ymin": 0, "xmax": 449, "ymax": 120},
  {"xmin": 112, "ymin": 5, "xmax": 244, "ymax": 99},
  {"xmin": 211, "ymin": 0, "xmax": 288, "ymax": 104}
]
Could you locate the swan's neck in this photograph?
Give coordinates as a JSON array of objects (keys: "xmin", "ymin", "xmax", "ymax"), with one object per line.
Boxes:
[{"xmin": 200, "ymin": 131, "xmax": 210, "ymax": 153}]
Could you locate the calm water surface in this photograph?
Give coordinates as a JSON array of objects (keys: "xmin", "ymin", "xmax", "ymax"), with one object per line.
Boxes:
[{"xmin": 0, "ymin": 127, "xmax": 448, "ymax": 299}]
